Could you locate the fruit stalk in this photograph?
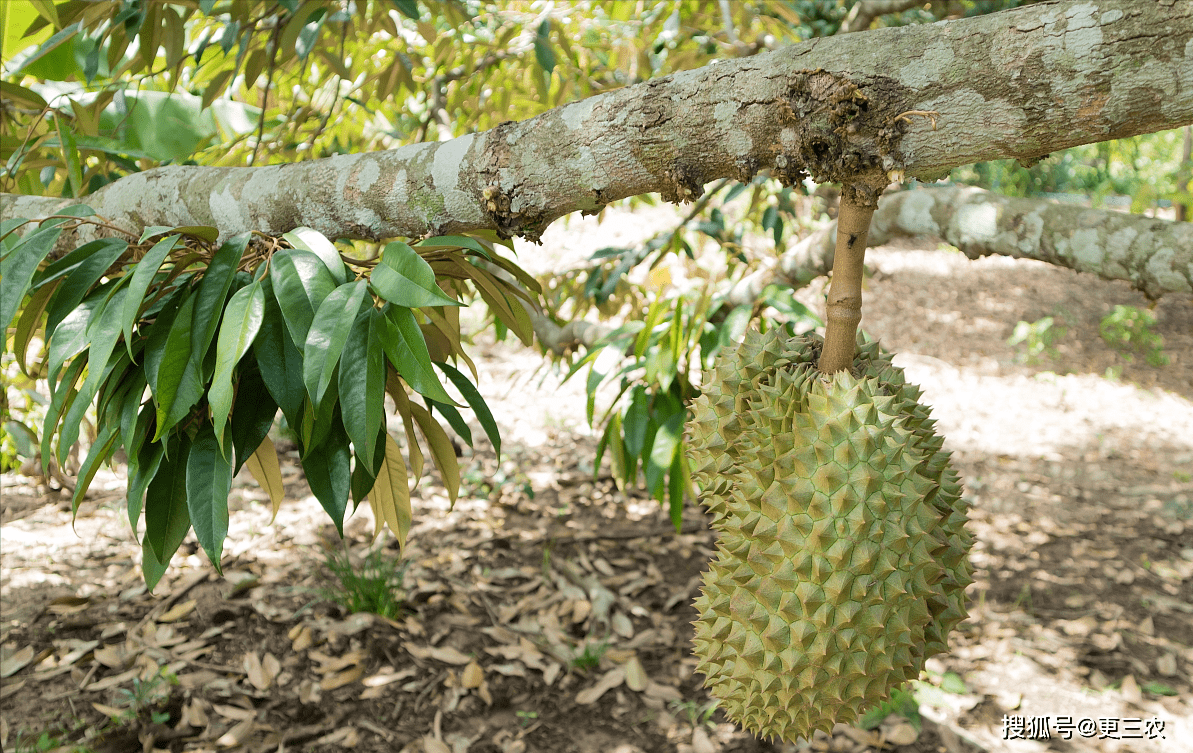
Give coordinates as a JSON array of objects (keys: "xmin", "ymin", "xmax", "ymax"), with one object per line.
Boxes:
[{"xmin": 818, "ymin": 196, "xmax": 876, "ymax": 374}]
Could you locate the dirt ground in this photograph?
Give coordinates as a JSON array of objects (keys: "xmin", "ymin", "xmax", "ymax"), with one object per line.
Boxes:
[{"xmin": 1, "ymin": 205, "xmax": 1191, "ymax": 753}]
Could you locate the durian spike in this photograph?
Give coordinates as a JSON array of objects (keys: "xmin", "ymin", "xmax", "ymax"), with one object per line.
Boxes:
[{"xmin": 819, "ymin": 196, "xmax": 876, "ymax": 374}]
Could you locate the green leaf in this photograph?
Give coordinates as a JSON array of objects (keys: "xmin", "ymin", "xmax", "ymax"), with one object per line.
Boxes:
[
  {"xmin": 29, "ymin": 234, "xmax": 116, "ymax": 291},
  {"xmin": 121, "ymin": 234, "xmax": 180, "ymax": 359},
  {"xmin": 430, "ymin": 400, "xmax": 471, "ymax": 447},
  {"xmin": 210, "ymin": 280, "xmax": 265, "ymax": 450},
  {"xmin": 229, "ymin": 363, "xmax": 278, "ymax": 474},
  {"xmin": 58, "ymin": 285, "xmax": 130, "ymax": 465},
  {"xmin": 142, "ymin": 286, "xmax": 188, "ymax": 396},
  {"xmin": 301, "ymin": 411, "xmax": 351, "ymax": 535},
  {"xmin": 70, "ymin": 424, "xmax": 119, "ymax": 517},
  {"xmin": 44, "ymin": 238, "xmax": 128, "ymax": 337},
  {"xmin": 191, "ymin": 235, "xmax": 248, "ymax": 368},
  {"xmin": 269, "ymin": 248, "xmax": 338, "ymax": 348},
  {"xmin": 127, "ymin": 413, "xmax": 163, "ymax": 536},
  {"xmin": 416, "ymin": 235, "xmax": 492, "ymax": 261},
  {"xmin": 254, "ymin": 275, "xmax": 305, "ymax": 426},
  {"xmin": 141, "ymin": 533, "xmax": 170, "ymax": 592},
  {"xmin": 40, "ymin": 356, "xmax": 86, "ymax": 469},
  {"xmin": 646, "ymin": 412, "xmax": 683, "ymax": 499},
  {"xmin": 668, "ymin": 451, "xmax": 685, "ymax": 531},
  {"xmin": 283, "ymin": 227, "xmax": 348, "ymax": 284},
  {"xmin": 0, "ymin": 222, "xmax": 62, "ymax": 343},
  {"xmin": 436, "ymin": 361, "xmax": 500, "ymax": 458},
  {"xmin": 303, "ymin": 280, "xmax": 367, "ymax": 410},
  {"xmin": 382, "ymin": 306, "xmax": 454, "ymax": 404},
  {"xmin": 45, "ymin": 285, "xmax": 106, "ymax": 383},
  {"xmin": 623, "ymin": 386, "xmax": 649, "ymax": 459},
  {"xmin": 339, "ymin": 304, "xmax": 386, "ymax": 471},
  {"xmin": 13, "ymin": 278, "xmax": 58, "ymax": 374},
  {"xmin": 152, "ymin": 293, "xmax": 204, "ymax": 440},
  {"xmin": 390, "ymin": 0, "xmax": 419, "ymax": 20},
  {"xmin": 370, "ymin": 241, "xmax": 460, "ymax": 308},
  {"xmin": 186, "ymin": 425, "xmax": 233, "ymax": 570},
  {"xmin": 534, "ymin": 20, "xmax": 556, "ymax": 75},
  {"xmin": 144, "ymin": 432, "xmax": 193, "ymax": 563}
]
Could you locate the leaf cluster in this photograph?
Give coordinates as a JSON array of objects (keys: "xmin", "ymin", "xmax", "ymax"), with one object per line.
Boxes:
[{"xmin": 1, "ymin": 211, "xmax": 532, "ymax": 588}]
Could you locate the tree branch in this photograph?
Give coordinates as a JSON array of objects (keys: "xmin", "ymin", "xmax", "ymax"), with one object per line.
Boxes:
[
  {"xmin": 839, "ymin": 0, "xmax": 925, "ymax": 34},
  {"xmin": 3, "ymin": 1, "xmax": 1191, "ymax": 254}
]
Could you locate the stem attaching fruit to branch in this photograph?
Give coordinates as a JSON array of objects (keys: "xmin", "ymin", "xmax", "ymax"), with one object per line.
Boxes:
[{"xmin": 818, "ymin": 196, "xmax": 876, "ymax": 374}]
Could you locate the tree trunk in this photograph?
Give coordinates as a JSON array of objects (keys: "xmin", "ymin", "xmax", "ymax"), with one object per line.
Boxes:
[{"xmin": 4, "ymin": 0, "xmax": 1190, "ymax": 253}]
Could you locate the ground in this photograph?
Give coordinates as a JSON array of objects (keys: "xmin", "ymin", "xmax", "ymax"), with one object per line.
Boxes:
[{"xmin": 1, "ymin": 203, "xmax": 1190, "ymax": 753}]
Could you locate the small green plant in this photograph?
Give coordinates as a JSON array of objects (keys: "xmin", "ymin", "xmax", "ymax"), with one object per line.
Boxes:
[
  {"xmin": 321, "ymin": 543, "xmax": 409, "ymax": 619},
  {"xmin": 109, "ymin": 673, "xmax": 173, "ymax": 723},
  {"xmin": 1008, "ymin": 316, "xmax": 1066, "ymax": 364},
  {"xmin": 1099, "ymin": 305, "xmax": 1168, "ymax": 366},
  {"xmin": 515, "ymin": 710, "xmax": 539, "ymax": 726},
  {"xmin": 859, "ymin": 686, "xmax": 921, "ymax": 730},
  {"xmin": 668, "ymin": 699, "xmax": 719, "ymax": 728},
  {"xmin": 569, "ymin": 639, "xmax": 608, "ymax": 672}
]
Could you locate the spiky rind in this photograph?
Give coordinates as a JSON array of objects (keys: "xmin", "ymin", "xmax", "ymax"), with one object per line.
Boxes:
[{"xmin": 688, "ymin": 329, "xmax": 972, "ymax": 743}]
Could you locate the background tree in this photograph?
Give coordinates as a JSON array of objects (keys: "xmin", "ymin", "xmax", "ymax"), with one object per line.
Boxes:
[{"xmin": 1, "ymin": 0, "xmax": 1191, "ymax": 585}]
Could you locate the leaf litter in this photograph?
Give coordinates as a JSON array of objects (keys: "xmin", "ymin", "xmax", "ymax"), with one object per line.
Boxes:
[{"xmin": 1, "ymin": 228, "xmax": 1191, "ymax": 752}]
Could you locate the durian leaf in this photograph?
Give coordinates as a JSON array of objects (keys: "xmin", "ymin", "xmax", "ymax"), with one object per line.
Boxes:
[
  {"xmin": 381, "ymin": 306, "xmax": 455, "ymax": 405},
  {"xmin": 44, "ymin": 238, "xmax": 127, "ymax": 338},
  {"xmin": 41, "ymin": 355, "xmax": 86, "ymax": 470},
  {"xmin": 185, "ymin": 425, "xmax": 233, "ymax": 571},
  {"xmin": 70, "ymin": 423, "xmax": 119, "ymax": 517},
  {"xmin": 210, "ymin": 280, "xmax": 265, "ymax": 450},
  {"xmin": 668, "ymin": 450, "xmax": 684, "ymax": 532},
  {"xmin": 436, "ymin": 399, "xmax": 474, "ymax": 445},
  {"xmin": 301, "ymin": 409, "xmax": 351, "ymax": 536},
  {"xmin": 243, "ymin": 434, "xmax": 284, "ymax": 522},
  {"xmin": 269, "ymin": 248, "xmax": 339, "ymax": 348},
  {"xmin": 58, "ymin": 285, "xmax": 129, "ymax": 465},
  {"xmin": 45, "ymin": 284, "xmax": 105, "ymax": 383},
  {"xmin": 385, "ymin": 371, "xmax": 425, "ymax": 483},
  {"xmin": 144, "ymin": 432, "xmax": 193, "ymax": 563},
  {"xmin": 229, "ymin": 364, "xmax": 278, "ymax": 475},
  {"xmin": 304, "ymin": 279, "xmax": 367, "ymax": 412},
  {"xmin": 253, "ymin": 275, "xmax": 306, "ymax": 427},
  {"xmin": 370, "ymin": 241, "xmax": 460, "ymax": 308},
  {"xmin": 152, "ymin": 292, "xmax": 205, "ymax": 441},
  {"xmin": 126, "ymin": 411, "xmax": 163, "ymax": 536},
  {"xmin": 339, "ymin": 304, "xmax": 387, "ymax": 471},
  {"xmin": 283, "ymin": 227, "xmax": 348, "ymax": 284},
  {"xmin": 190, "ymin": 234, "xmax": 249, "ymax": 368},
  {"xmin": 0, "ymin": 222, "xmax": 63, "ymax": 345},
  {"xmin": 369, "ymin": 433, "xmax": 412, "ymax": 551},
  {"xmin": 409, "ymin": 401, "xmax": 459, "ymax": 505},
  {"xmin": 622, "ymin": 386, "xmax": 649, "ymax": 459},
  {"xmin": 141, "ymin": 533, "xmax": 170, "ymax": 593},
  {"xmin": 13, "ymin": 278, "xmax": 59, "ymax": 375},
  {"xmin": 120, "ymin": 234, "xmax": 179, "ymax": 359},
  {"xmin": 436, "ymin": 361, "xmax": 500, "ymax": 458}
]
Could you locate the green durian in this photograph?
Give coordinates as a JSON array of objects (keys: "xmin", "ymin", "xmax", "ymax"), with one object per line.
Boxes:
[{"xmin": 688, "ymin": 328, "xmax": 972, "ymax": 743}]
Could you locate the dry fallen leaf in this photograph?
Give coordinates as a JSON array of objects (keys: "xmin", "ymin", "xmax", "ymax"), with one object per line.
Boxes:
[
  {"xmin": 291, "ymin": 625, "xmax": 313, "ymax": 652},
  {"xmin": 321, "ymin": 663, "xmax": 365, "ymax": 691},
  {"xmin": 462, "ymin": 661, "xmax": 484, "ymax": 688},
  {"xmin": 244, "ymin": 652, "xmax": 271, "ymax": 690},
  {"xmin": 212, "ymin": 703, "xmax": 256, "ymax": 721},
  {"xmin": 47, "ymin": 596, "xmax": 89, "ymax": 615},
  {"xmin": 0, "ymin": 646, "xmax": 34, "ymax": 678},
  {"xmin": 1157, "ymin": 653, "xmax": 1178, "ymax": 676},
  {"xmin": 157, "ymin": 599, "xmax": 197, "ymax": 623},
  {"xmin": 575, "ymin": 666, "xmax": 625, "ymax": 705},
  {"xmin": 885, "ymin": 723, "xmax": 919, "ymax": 746},
  {"xmin": 216, "ymin": 719, "xmax": 255, "ymax": 748},
  {"xmin": 423, "ymin": 735, "xmax": 451, "ymax": 753},
  {"xmin": 93, "ymin": 645, "xmax": 128, "ymax": 669},
  {"xmin": 406, "ymin": 644, "xmax": 472, "ymax": 665},
  {"xmin": 611, "ymin": 612, "xmax": 634, "ymax": 639},
  {"xmin": 623, "ymin": 655, "xmax": 647, "ymax": 692}
]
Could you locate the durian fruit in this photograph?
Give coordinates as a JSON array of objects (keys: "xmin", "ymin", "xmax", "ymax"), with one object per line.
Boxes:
[{"xmin": 688, "ymin": 328, "xmax": 972, "ymax": 743}]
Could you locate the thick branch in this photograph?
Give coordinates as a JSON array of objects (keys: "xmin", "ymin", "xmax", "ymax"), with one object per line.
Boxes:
[
  {"xmin": 868, "ymin": 185, "xmax": 1193, "ymax": 298},
  {"xmin": 3, "ymin": 0, "xmax": 1191, "ymax": 251}
]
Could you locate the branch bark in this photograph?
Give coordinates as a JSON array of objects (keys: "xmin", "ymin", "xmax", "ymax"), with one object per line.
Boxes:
[{"xmin": 4, "ymin": 0, "xmax": 1190, "ymax": 252}]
